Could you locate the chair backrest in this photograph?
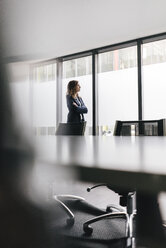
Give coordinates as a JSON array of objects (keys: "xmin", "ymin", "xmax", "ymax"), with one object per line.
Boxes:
[
  {"xmin": 114, "ymin": 119, "xmax": 166, "ymax": 136},
  {"xmin": 55, "ymin": 122, "xmax": 86, "ymax": 135}
]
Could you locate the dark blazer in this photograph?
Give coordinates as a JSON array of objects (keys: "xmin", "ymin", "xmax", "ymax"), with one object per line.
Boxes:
[{"xmin": 66, "ymin": 95, "xmax": 88, "ymax": 123}]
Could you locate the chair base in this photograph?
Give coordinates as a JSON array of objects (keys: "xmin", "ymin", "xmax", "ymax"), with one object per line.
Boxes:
[
  {"xmin": 53, "ymin": 195, "xmax": 85, "ymax": 226},
  {"xmin": 83, "ymin": 212, "xmax": 127, "ymax": 235}
]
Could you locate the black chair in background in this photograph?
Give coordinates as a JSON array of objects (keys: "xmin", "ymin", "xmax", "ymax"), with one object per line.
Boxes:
[
  {"xmin": 52, "ymin": 120, "xmax": 138, "ymax": 247},
  {"xmin": 53, "ymin": 121, "xmax": 87, "ymax": 225},
  {"xmin": 113, "ymin": 118, "xmax": 166, "ymax": 247},
  {"xmin": 83, "ymin": 119, "xmax": 166, "ymax": 244},
  {"xmin": 114, "ymin": 119, "xmax": 166, "ymax": 136},
  {"xmin": 55, "ymin": 122, "xmax": 86, "ymax": 136},
  {"xmin": 53, "ymin": 121, "xmax": 129, "ymax": 246}
]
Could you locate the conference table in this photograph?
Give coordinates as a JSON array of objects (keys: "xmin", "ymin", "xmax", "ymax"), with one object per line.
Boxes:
[{"xmin": 35, "ymin": 135, "xmax": 166, "ymax": 247}]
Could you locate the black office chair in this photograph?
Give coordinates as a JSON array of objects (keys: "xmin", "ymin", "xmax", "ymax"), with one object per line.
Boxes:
[
  {"xmin": 83, "ymin": 119, "xmax": 166, "ymax": 238},
  {"xmin": 114, "ymin": 119, "xmax": 166, "ymax": 136},
  {"xmin": 54, "ymin": 121, "xmax": 135, "ymax": 239},
  {"xmin": 50, "ymin": 121, "xmax": 138, "ymax": 247},
  {"xmin": 53, "ymin": 121, "xmax": 129, "ymax": 244},
  {"xmin": 55, "ymin": 122, "xmax": 86, "ymax": 136},
  {"xmin": 53, "ymin": 121, "xmax": 87, "ymax": 226}
]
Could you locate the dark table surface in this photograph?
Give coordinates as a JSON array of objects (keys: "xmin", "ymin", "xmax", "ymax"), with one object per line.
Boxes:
[
  {"xmin": 34, "ymin": 135, "xmax": 166, "ymax": 193},
  {"xmin": 34, "ymin": 135, "xmax": 166, "ymax": 247}
]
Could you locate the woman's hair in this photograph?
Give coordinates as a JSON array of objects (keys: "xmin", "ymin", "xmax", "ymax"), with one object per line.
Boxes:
[{"xmin": 67, "ymin": 80, "xmax": 79, "ymax": 96}]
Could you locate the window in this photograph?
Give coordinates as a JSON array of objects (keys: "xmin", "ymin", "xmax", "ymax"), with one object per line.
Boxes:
[
  {"xmin": 142, "ymin": 39, "xmax": 166, "ymax": 119},
  {"xmin": 28, "ymin": 33, "xmax": 166, "ymax": 136},
  {"xmin": 8, "ymin": 62, "xmax": 31, "ymax": 130},
  {"xmin": 63, "ymin": 57, "xmax": 92, "ymax": 78},
  {"xmin": 98, "ymin": 47, "xmax": 137, "ymax": 73},
  {"xmin": 34, "ymin": 64, "xmax": 56, "ymax": 83},
  {"xmin": 98, "ymin": 46, "xmax": 138, "ymax": 135},
  {"xmin": 32, "ymin": 62, "xmax": 57, "ymax": 135},
  {"xmin": 62, "ymin": 56, "xmax": 92, "ymax": 135}
]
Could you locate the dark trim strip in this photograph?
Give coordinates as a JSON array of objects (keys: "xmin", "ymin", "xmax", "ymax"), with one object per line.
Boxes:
[
  {"xmin": 92, "ymin": 53, "xmax": 97, "ymax": 135},
  {"xmin": 137, "ymin": 40, "xmax": 142, "ymax": 120},
  {"xmin": 142, "ymin": 33, "xmax": 166, "ymax": 44},
  {"xmin": 98, "ymin": 41, "xmax": 137, "ymax": 54},
  {"xmin": 56, "ymin": 58, "xmax": 63, "ymax": 125}
]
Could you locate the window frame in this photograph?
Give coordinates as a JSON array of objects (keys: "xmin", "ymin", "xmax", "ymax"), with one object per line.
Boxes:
[{"xmin": 30, "ymin": 32, "xmax": 166, "ymax": 135}]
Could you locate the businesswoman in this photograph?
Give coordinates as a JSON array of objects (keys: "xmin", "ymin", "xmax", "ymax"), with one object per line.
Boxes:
[{"xmin": 66, "ymin": 80, "xmax": 88, "ymax": 123}]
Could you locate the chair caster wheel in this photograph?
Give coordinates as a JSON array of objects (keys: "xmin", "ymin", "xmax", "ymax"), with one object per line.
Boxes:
[
  {"xmin": 83, "ymin": 225, "xmax": 93, "ymax": 235},
  {"xmin": 106, "ymin": 205, "xmax": 113, "ymax": 212},
  {"xmin": 66, "ymin": 217, "xmax": 74, "ymax": 226}
]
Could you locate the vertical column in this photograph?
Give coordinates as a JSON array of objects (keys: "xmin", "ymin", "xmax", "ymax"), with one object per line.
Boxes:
[
  {"xmin": 56, "ymin": 58, "xmax": 63, "ymax": 126},
  {"xmin": 137, "ymin": 40, "xmax": 143, "ymax": 121},
  {"xmin": 29, "ymin": 64, "xmax": 34, "ymax": 128},
  {"xmin": 92, "ymin": 52, "xmax": 98, "ymax": 136}
]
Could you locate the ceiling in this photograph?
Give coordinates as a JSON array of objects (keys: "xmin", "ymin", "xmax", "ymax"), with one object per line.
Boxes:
[{"xmin": 2, "ymin": 0, "xmax": 166, "ymax": 62}]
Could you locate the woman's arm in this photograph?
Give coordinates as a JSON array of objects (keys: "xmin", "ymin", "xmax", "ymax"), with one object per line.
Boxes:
[
  {"xmin": 74, "ymin": 97, "xmax": 88, "ymax": 114},
  {"xmin": 66, "ymin": 95, "xmax": 88, "ymax": 114},
  {"xmin": 74, "ymin": 104, "xmax": 88, "ymax": 114},
  {"xmin": 66, "ymin": 95, "xmax": 74, "ymax": 111}
]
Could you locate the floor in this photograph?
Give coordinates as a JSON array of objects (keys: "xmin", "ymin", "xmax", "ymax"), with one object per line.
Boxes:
[
  {"xmin": 53, "ymin": 180, "xmax": 119, "ymax": 210},
  {"xmin": 52, "ymin": 179, "xmax": 166, "ymax": 221}
]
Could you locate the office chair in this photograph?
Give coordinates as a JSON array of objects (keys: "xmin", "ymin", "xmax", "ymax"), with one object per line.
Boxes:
[
  {"xmin": 55, "ymin": 122, "xmax": 86, "ymax": 136},
  {"xmin": 53, "ymin": 121, "xmax": 87, "ymax": 226},
  {"xmin": 114, "ymin": 119, "xmax": 166, "ymax": 136},
  {"xmin": 82, "ymin": 119, "xmax": 166, "ymax": 237},
  {"xmin": 54, "ymin": 121, "xmax": 135, "ymax": 240},
  {"xmin": 53, "ymin": 122, "xmax": 130, "ymax": 244}
]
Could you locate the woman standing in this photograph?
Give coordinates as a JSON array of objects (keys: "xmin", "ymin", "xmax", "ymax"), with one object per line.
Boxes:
[{"xmin": 66, "ymin": 80, "xmax": 88, "ymax": 123}]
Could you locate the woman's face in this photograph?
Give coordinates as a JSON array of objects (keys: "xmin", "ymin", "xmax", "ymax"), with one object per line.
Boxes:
[{"xmin": 75, "ymin": 83, "xmax": 81, "ymax": 93}]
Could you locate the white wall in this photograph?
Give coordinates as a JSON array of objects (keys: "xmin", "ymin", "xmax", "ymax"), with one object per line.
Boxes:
[{"xmin": 2, "ymin": 0, "xmax": 166, "ymax": 61}]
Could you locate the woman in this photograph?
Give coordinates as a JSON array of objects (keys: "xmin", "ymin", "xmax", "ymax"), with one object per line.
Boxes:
[{"xmin": 66, "ymin": 80, "xmax": 88, "ymax": 123}]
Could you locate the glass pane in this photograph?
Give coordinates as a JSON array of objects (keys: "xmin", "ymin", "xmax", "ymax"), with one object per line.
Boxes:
[
  {"xmin": 8, "ymin": 62, "xmax": 31, "ymax": 132},
  {"xmin": 98, "ymin": 46, "xmax": 138, "ymax": 135},
  {"xmin": 63, "ymin": 60, "xmax": 76, "ymax": 78},
  {"xmin": 62, "ymin": 56, "xmax": 92, "ymax": 135},
  {"xmin": 142, "ymin": 39, "xmax": 166, "ymax": 119},
  {"xmin": 32, "ymin": 63, "xmax": 57, "ymax": 135}
]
